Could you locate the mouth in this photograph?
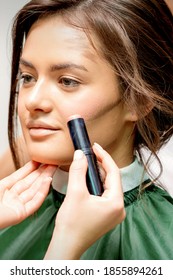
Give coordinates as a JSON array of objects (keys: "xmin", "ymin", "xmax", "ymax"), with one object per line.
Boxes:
[
  {"xmin": 29, "ymin": 127, "xmax": 59, "ymax": 138},
  {"xmin": 26, "ymin": 120, "xmax": 60, "ymax": 139}
]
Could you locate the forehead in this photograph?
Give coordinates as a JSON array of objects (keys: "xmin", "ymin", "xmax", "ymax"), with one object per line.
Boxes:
[{"xmin": 23, "ymin": 15, "xmax": 102, "ymax": 62}]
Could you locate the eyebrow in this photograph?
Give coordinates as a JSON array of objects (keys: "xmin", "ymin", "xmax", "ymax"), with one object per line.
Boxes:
[
  {"xmin": 19, "ymin": 58, "xmax": 35, "ymax": 69},
  {"xmin": 19, "ymin": 58, "xmax": 88, "ymax": 72}
]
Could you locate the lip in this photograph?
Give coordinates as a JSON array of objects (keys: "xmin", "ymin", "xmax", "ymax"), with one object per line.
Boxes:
[{"xmin": 26, "ymin": 120, "xmax": 60, "ymax": 138}]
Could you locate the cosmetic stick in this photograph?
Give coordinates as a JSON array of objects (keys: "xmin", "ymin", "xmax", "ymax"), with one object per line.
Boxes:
[{"xmin": 67, "ymin": 115, "xmax": 104, "ymax": 196}]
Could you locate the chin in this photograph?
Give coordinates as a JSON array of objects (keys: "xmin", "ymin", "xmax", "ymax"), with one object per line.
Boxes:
[{"xmin": 30, "ymin": 153, "xmax": 73, "ymax": 166}]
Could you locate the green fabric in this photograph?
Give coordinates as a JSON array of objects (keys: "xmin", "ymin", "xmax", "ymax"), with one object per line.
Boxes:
[
  {"xmin": 81, "ymin": 184, "xmax": 173, "ymax": 259},
  {"xmin": 0, "ymin": 182, "xmax": 173, "ymax": 259},
  {"xmin": 0, "ymin": 189, "xmax": 64, "ymax": 260}
]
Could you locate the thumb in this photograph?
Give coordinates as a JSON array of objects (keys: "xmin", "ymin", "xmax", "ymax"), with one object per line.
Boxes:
[{"xmin": 67, "ymin": 150, "xmax": 88, "ymax": 195}]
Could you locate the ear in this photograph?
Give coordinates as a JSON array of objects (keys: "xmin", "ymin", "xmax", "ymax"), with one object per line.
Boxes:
[
  {"xmin": 124, "ymin": 105, "xmax": 139, "ymax": 122},
  {"xmin": 124, "ymin": 101, "xmax": 154, "ymax": 122},
  {"xmin": 127, "ymin": 110, "xmax": 138, "ymax": 122}
]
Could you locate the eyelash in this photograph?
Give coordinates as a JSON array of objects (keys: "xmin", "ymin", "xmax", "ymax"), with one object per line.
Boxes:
[
  {"xmin": 17, "ymin": 73, "xmax": 80, "ymax": 89},
  {"xmin": 58, "ymin": 77, "xmax": 80, "ymax": 88},
  {"xmin": 17, "ymin": 73, "xmax": 35, "ymax": 88}
]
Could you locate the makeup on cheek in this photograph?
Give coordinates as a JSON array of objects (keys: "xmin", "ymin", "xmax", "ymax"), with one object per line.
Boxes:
[{"xmin": 67, "ymin": 115, "xmax": 104, "ymax": 196}]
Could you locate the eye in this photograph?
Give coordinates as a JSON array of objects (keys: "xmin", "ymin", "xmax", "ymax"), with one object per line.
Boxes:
[
  {"xmin": 17, "ymin": 73, "xmax": 36, "ymax": 89},
  {"xmin": 59, "ymin": 77, "xmax": 80, "ymax": 88}
]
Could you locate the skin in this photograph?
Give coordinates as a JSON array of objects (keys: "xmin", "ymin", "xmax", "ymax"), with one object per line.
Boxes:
[
  {"xmin": 18, "ymin": 15, "xmax": 137, "ymax": 172},
  {"xmin": 0, "ymin": 161, "xmax": 56, "ymax": 229}
]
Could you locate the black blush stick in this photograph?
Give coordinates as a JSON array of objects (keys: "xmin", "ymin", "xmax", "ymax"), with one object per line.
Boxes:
[{"xmin": 67, "ymin": 115, "xmax": 104, "ymax": 196}]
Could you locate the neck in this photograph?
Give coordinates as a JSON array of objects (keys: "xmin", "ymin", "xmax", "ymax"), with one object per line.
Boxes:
[
  {"xmin": 105, "ymin": 125, "xmax": 135, "ymax": 168},
  {"xmin": 107, "ymin": 142, "xmax": 134, "ymax": 168}
]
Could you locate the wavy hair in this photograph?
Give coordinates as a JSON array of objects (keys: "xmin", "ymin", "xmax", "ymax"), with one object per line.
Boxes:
[{"xmin": 9, "ymin": 0, "xmax": 173, "ymax": 173}]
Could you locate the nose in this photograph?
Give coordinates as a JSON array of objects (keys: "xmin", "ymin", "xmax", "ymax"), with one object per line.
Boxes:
[{"xmin": 25, "ymin": 78, "xmax": 53, "ymax": 113}]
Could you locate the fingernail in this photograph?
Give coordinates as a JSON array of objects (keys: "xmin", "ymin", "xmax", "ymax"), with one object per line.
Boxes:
[
  {"xmin": 94, "ymin": 142, "xmax": 103, "ymax": 150},
  {"xmin": 73, "ymin": 150, "xmax": 84, "ymax": 160}
]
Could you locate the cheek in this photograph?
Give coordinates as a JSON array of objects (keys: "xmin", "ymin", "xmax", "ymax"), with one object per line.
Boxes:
[
  {"xmin": 62, "ymin": 95, "xmax": 111, "ymax": 122},
  {"xmin": 72, "ymin": 104, "xmax": 99, "ymax": 120},
  {"xmin": 79, "ymin": 95, "xmax": 120, "ymax": 122}
]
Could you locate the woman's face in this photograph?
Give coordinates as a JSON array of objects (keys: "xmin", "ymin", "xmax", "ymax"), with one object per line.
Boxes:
[{"xmin": 18, "ymin": 15, "xmax": 135, "ymax": 168}]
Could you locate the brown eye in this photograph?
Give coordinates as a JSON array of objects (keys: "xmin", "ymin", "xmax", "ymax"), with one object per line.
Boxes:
[
  {"xmin": 59, "ymin": 77, "xmax": 79, "ymax": 87},
  {"xmin": 22, "ymin": 74, "xmax": 34, "ymax": 84},
  {"xmin": 18, "ymin": 74, "xmax": 36, "ymax": 88}
]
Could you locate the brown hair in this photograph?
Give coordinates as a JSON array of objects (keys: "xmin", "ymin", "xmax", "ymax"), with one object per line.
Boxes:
[{"xmin": 9, "ymin": 0, "xmax": 173, "ymax": 173}]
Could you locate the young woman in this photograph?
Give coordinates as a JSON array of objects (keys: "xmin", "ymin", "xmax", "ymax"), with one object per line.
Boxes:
[{"xmin": 0, "ymin": 0, "xmax": 173, "ymax": 259}]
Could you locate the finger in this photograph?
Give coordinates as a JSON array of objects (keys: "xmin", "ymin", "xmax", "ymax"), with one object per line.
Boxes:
[
  {"xmin": 24, "ymin": 176, "xmax": 53, "ymax": 217},
  {"xmin": 0, "ymin": 161, "xmax": 40, "ymax": 190},
  {"xmin": 93, "ymin": 143, "xmax": 123, "ymax": 199},
  {"xmin": 11, "ymin": 164, "xmax": 48, "ymax": 195},
  {"xmin": 97, "ymin": 160, "xmax": 106, "ymax": 183},
  {"xmin": 11, "ymin": 163, "xmax": 56, "ymax": 195},
  {"xmin": 67, "ymin": 150, "xmax": 88, "ymax": 196},
  {"xmin": 19, "ymin": 165, "xmax": 57, "ymax": 203}
]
